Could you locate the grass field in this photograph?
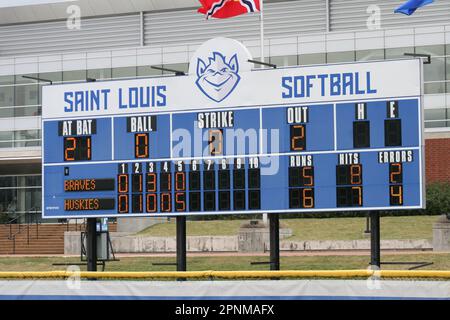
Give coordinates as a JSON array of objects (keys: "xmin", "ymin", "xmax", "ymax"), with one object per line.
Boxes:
[
  {"xmin": 138, "ymin": 216, "xmax": 438, "ymax": 240},
  {"xmin": 0, "ymin": 253, "xmax": 448, "ymax": 272}
]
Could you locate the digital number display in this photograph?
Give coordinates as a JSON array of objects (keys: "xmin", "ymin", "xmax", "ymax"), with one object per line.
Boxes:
[
  {"xmin": 290, "ymin": 125, "xmax": 306, "ymax": 151},
  {"xmin": 63, "ymin": 136, "xmax": 91, "ymax": 161},
  {"xmin": 135, "ymin": 133, "xmax": 149, "ymax": 158},
  {"xmin": 353, "ymin": 121, "xmax": 370, "ymax": 148},
  {"xmin": 289, "ymin": 188, "xmax": 314, "ymax": 209},
  {"xmin": 289, "ymin": 167, "xmax": 314, "ymax": 187},
  {"xmin": 385, "ymin": 119, "xmax": 402, "ymax": 147},
  {"xmin": 336, "ymin": 164, "xmax": 363, "ymax": 207},
  {"xmin": 336, "ymin": 164, "xmax": 363, "ymax": 185},
  {"xmin": 389, "ymin": 163, "xmax": 403, "ymax": 205},
  {"xmin": 336, "ymin": 186, "xmax": 363, "ymax": 207}
]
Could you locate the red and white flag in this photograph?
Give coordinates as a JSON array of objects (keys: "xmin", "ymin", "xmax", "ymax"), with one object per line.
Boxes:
[{"xmin": 198, "ymin": 0, "xmax": 261, "ymax": 19}]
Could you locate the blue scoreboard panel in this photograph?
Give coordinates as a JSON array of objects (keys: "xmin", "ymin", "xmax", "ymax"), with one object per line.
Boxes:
[{"xmin": 42, "ymin": 40, "xmax": 424, "ymax": 218}]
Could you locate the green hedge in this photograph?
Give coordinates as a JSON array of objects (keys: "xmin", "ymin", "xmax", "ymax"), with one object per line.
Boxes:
[{"xmin": 189, "ymin": 182, "xmax": 450, "ymax": 221}]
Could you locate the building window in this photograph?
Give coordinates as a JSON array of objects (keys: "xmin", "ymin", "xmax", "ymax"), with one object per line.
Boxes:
[
  {"xmin": 270, "ymin": 55, "xmax": 298, "ymax": 67},
  {"xmin": 63, "ymin": 70, "xmax": 87, "ymax": 82},
  {"xmin": 385, "ymin": 47, "xmax": 414, "ymax": 59},
  {"xmin": 0, "ymin": 131, "xmax": 13, "ymax": 148},
  {"xmin": 326, "ymin": 51, "xmax": 355, "ymax": 64},
  {"xmin": 112, "ymin": 67, "xmax": 137, "ymax": 79},
  {"xmin": 137, "ymin": 66, "xmax": 163, "ymax": 77},
  {"xmin": 0, "ymin": 129, "xmax": 41, "ymax": 148},
  {"xmin": 299, "ymin": 53, "xmax": 326, "ymax": 65},
  {"xmin": 424, "ymin": 108, "xmax": 449, "ymax": 128},
  {"xmin": 87, "ymin": 68, "xmax": 112, "ymax": 80},
  {"xmin": 356, "ymin": 49, "xmax": 385, "ymax": 61},
  {"xmin": 14, "ymin": 74, "xmax": 39, "ymax": 107},
  {"xmin": 0, "ymin": 175, "xmax": 42, "ymax": 223},
  {"xmin": 0, "ymin": 76, "xmax": 14, "ymax": 109},
  {"xmin": 162, "ymin": 63, "xmax": 188, "ymax": 75}
]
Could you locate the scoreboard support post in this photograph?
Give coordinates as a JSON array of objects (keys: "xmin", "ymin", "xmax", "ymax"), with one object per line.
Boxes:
[
  {"xmin": 370, "ymin": 212, "xmax": 381, "ymax": 268},
  {"xmin": 269, "ymin": 214, "xmax": 280, "ymax": 271},
  {"xmin": 86, "ymin": 218, "xmax": 98, "ymax": 272},
  {"xmin": 176, "ymin": 216, "xmax": 187, "ymax": 275}
]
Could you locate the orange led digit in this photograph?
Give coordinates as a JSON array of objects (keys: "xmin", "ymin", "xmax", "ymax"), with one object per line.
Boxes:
[
  {"xmin": 302, "ymin": 188, "xmax": 314, "ymax": 208},
  {"xmin": 350, "ymin": 165, "xmax": 362, "ymax": 185},
  {"xmin": 161, "ymin": 193, "xmax": 171, "ymax": 212},
  {"xmin": 175, "ymin": 193, "xmax": 186, "ymax": 211},
  {"xmin": 146, "ymin": 173, "xmax": 157, "ymax": 192},
  {"xmin": 118, "ymin": 194, "xmax": 128, "ymax": 213},
  {"xmin": 135, "ymin": 133, "xmax": 149, "ymax": 158},
  {"xmin": 291, "ymin": 125, "xmax": 305, "ymax": 151},
  {"xmin": 87, "ymin": 137, "xmax": 91, "ymax": 159},
  {"xmin": 390, "ymin": 163, "xmax": 402, "ymax": 184},
  {"xmin": 352, "ymin": 186, "xmax": 362, "ymax": 205},
  {"xmin": 117, "ymin": 174, "xmax": 129, "ymax": 193},
  {"xmin": 64, "ymin": 137, "xmax": 76, "ymax": 161},
  {"xmin": 302, "ymin": 166, "xmax": 314, "ymax": 186},
  {"xmin": 146, "ymin": 193, "xmax": 157, "ymax": 213},
  {"xmin": 209, "ymin": 129, "xmax": 223, "ymax": 155},
  {"xmin": 175, "ymin": 172, "xmax": 186, "ymax": 191},
  {"xmin": 390, "ymin": 185, "xmax": 403, "ymax": 205}
]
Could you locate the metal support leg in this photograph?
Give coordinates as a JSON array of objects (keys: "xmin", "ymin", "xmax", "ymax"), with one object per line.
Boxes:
[
  {"xmin": 269, "ymin": 213, "xmax": 280, "ymax": 271},
  {"xmin": 86, "ymin": 218, "xmax": 97, "ymax": 272},
  {"xmin": 176, "ymin": 216, "xmax": 187, "ymax": 272},
  {"xmin": 370, "ymin": 212, "xmax": 381, "ymax": 269}
]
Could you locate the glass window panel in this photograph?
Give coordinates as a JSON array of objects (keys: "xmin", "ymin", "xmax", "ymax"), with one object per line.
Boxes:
[
  {"xmin": 425, "ymin": 108, "xmax": 447, "ymax": 128},
  {"xmin": 356, "ymin": 49, "xmax": 385, "ymax": 61},
  {"xmin": 14, "ymin": 129, "xmax": 40, "ymax": 140},
  {"xmin": 415, "ymin": 45, "xmax": 445, "ymax": 57},
  {"xmin": 270, "ymin": 55, "xmax": 298, "ymax": 67},
  {"xmin": 299, "ymin": 53, "xmax": 326, "ymax": 65},
  {"xmin": 424, "ymin": 82, "xmax": 445, "ymax": 94},
  {"xmin": 0, "ymin": 75, "xmax": 14, "ymax": 86},
  {"xmin": 0, "ymin": 107, "xmax": 13, "ymax": 118},
  {"xmin": 0, "ymin": 142, "xmax": 13, "ymax": 148},
  {"xmin": 0, "ymin": 176, "xmax": 15, "ymax": 188},
  {"xmin": 0, "ymin": 86, "xmax": 14, "ymax": 107},
  {"xmin": 15, "ymin": 84, "xmax": 39, "ymax": 106},
  {"xmin": 447, "ymin": 82, "xmax": 450, "ymax": 94},
  {"xmin": 38, "ymin": 72, "xmax": 62, "ymax": 104},
  {"xmin": 87, "ymin": 68, "xmax": 112, "ymax": 80},
  {"xmin": 162, "ymin": 63, "xmax": 188, "ymax": 75},
  {"xmin": 0, "ymin": 188, "xmax": 16, "ymax": 217},
  {"xmin": 63, "ymin": 70, "xmax": 86, "ymax": 82},
  {"xmin": 137, "ymin": 66, "xmax": 163, "ymax": 77},
  {"xmin": 25, "ymin": 176, "xmax": 41, "ymax": 187},
  {"xmin": 0, "ymin": 131, "xmax": 13, "ymax": 142},
  {"xmin": 385, "ymin": 47, "xmax": 414, "ymax": 59},
  {"xmin": 327, "ymin": 51, "xmax": 355, "ymax": 64},
  {"xmin": 38, "ymin": 72, "xmax": 62, "ymax": 83},
  {"xmin": 14, "ymin": 105, "xmax": 40, "ymax": 117},
  {"xmin": 112, "ymin": 67, "xmax": 136, "ymax": 79},
  {"xmin": 423, "ymin": 57, "xmax": 445, "ymax": 82},
  {"xmin": 15, "ymin": 74, "xmax": 37, "ymax": 85}
]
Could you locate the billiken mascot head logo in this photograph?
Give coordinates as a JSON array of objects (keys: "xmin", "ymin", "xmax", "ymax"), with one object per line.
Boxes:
[{"xmin": 196, "ymin": 52, "xmax": 240, "ymax": 103}]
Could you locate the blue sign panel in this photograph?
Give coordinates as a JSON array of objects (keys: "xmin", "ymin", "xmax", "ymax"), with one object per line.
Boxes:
[{"xmin": 42, "ymin": 96, "xmax": 424, "ymax": 218}]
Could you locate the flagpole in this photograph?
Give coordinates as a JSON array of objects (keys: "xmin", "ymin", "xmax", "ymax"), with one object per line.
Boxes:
[
  {"xmin": 260, "ymin": 0, "xmax": 265, "ymax": 63},
  {"xmin": 260, "ymin": 0, "xmax": 268, "ymax": 226}
]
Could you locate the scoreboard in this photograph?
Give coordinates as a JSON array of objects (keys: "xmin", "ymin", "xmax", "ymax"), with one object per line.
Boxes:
[{"xmin": 42, "ymin": 38, "xmax": 424, "ymax": 219}]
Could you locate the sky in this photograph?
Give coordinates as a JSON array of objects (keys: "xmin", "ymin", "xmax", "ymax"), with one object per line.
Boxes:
[{"xmin": 0, "ymin": 0, "xmax": 76, "ymax": 9}]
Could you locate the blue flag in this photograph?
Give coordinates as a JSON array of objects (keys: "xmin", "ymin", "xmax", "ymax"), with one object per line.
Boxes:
[{"xmin": 394, "ymin": 0, "xmax": 434, "ymax": 15}]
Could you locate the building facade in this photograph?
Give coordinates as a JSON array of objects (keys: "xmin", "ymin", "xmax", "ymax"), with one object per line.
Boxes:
[{"xmin": 0, "ymin": 0, "xmax": 449, "ymax": 222}]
